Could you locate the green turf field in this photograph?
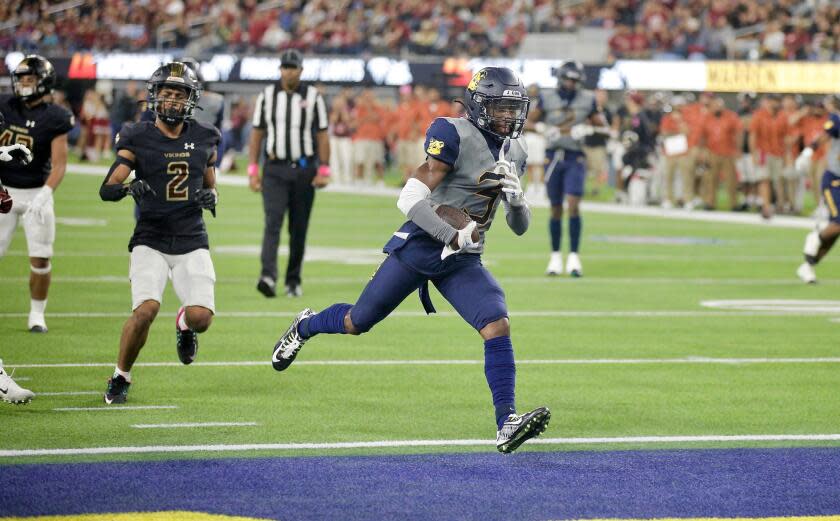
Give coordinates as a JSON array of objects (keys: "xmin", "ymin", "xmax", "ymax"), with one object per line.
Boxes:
[{"xmin": 2, "ymin": 169, "xmax": 840, "ymax": 464}]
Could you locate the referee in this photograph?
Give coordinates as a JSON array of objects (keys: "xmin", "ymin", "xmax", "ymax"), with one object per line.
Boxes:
[{"xmin": 248, "ymin": 49, "xmax": 330, "ymax": 298}]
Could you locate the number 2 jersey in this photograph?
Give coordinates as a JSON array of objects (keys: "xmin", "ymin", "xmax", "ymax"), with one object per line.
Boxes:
[
  {"xmin": 0, "ymin": 94, "xmax": 74, "ymax": 189},
  {"xmin": 115, "ymin": 120, "xmax": 220, "ymax": 255}
]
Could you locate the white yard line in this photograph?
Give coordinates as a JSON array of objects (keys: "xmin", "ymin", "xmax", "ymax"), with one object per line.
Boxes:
[
  {"xmin": 10, "ymin": 357, "xmax": 840, "ymax": 370},
  {"xmin": 3, "ymin": 433, "xmax": 840, "ymax": 457},
  {"xmin": 131, "ymin": 422, "xmax": 258, "ymax": 429},
  {"xmin": 53, "ymin": 405, "xmax": 178, "ymax": 412},
  {"xmin": 37, "ymin": 391, "xmax": 101, "ymax": 396}
]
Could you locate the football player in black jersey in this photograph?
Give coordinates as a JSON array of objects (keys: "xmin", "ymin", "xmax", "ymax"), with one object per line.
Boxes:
[
  {"xmin": 99, "ymin": 62, "xmax": 220, "ymax": 404},
  {"xmin": 0, "ymin": 55, "xmax": 73, "ymax": 333}
]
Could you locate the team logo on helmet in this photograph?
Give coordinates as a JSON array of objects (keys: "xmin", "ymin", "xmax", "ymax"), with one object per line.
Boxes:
[
  {"xmin": 426, "ymin": 138, "xmax": 445, "ymax": 156},
  {"xmin": 467, "ymin": 70, "xmax": 486, "ymax": 92}
]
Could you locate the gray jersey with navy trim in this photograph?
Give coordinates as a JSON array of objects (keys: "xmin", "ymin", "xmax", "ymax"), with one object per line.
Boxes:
[
  {"xmin": 539, "ymin": 88, "xmax": 596, "ymax": 151},
  {"xmin": 423, "ymin": 117, "xmax": 528, "ymax": 252},
  {"xmin": 826, "ymin": 112, "xmax": 840, "ymax": 175}
]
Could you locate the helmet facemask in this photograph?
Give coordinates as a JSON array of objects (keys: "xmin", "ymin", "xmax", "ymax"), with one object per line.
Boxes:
[
  {"xmin": 149, "ymin": 83, "xmax": 199, "ymax": 127},
  {"xmin": 472, "ymin": 94, "xmax": 529, "ymax": 139},
  {"xmin": 11, "ymin": 56, "xmax": 55, "ymax": 102}
]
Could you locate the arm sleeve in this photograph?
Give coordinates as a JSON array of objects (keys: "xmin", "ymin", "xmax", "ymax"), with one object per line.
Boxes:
[
  {"xmin": 407, "ymin": 200, "xmax": 458, "ymax": 245},
  {"xmin": 504, "ymin": 201, "xmax": 530, "ymax": 235},
  {"xmin": 423, "ymin": 118, "xmax": 460, "ymax": 166}
]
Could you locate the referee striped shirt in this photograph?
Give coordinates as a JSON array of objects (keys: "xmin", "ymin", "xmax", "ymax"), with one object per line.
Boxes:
[{"xmin": 252, "ymin": 83, "xmax": 328, "ymax": 161}]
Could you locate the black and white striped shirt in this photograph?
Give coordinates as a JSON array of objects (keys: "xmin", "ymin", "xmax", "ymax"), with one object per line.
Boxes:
[{"xmin": 252, "ymin": 83, "xmax": 328, "ymax": 161}]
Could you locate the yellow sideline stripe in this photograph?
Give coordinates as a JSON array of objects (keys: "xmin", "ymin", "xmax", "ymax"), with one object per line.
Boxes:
[{"xmin": 0, "ymin": 512, "xmax": 273, "ymax": 521}]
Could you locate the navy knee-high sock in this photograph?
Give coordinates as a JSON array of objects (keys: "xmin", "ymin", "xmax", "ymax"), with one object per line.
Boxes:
[
  {"xmin": 569, "ymin": 215, "xmax": 582, "ymax": 253},
  {"xmin": 549, "ymin": 218, "xmax": 562, "ymax": 252},
  {"xmin": 298, "ymin": 303, "xmax": 352, "ymax": 339},
  {"xmin": 484, "ymin": 336, "xmax": 516, "ymax": 429}
]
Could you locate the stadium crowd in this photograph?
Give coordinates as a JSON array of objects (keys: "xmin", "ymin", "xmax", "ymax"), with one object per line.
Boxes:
[{"xmin": 1, "ymin": 0, "xmax": 838, "ymax": 60}]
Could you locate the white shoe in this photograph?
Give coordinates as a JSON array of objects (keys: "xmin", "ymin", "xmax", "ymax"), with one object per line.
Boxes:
[
  {"xmin": 796, "ymin": 262, "xmax": 816, "ymax": 284},
  {"xmin": 28, "ymin": 312, "xmax": 47, "ymax": 333},
  {"xmin": 0, "ymin": 360, "xmax": 35, "ymax": 404},
  {"xmin": 545, "ymin": 252, "xmax": 563, "ymax": 276},
  {"xmin": 566, "ymin": 252, "xmax": 583, "ymax": 277}
]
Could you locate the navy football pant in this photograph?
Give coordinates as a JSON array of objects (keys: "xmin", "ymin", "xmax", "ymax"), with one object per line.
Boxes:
[{"xmin": 350, "ymin": 254, "xmax": 508, "ymax": 333}]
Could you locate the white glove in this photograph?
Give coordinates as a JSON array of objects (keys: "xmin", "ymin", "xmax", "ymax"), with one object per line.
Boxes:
[
  {"xmin": 441, "ymin": 220, "xmax": 479, "ymax": 260},
  {"xmin": 544, "ymin": 126, "xmax": 561, "ymax": 145},
  {"xmin": 570, "ymin": 124, "xmax": 593, "ymax": 141},
  {"xmin": 0, "ymin": 143, "xmax": 33, "ymax": 164},
  {"xmin": 25, "ymin": 185, "xmax": 53, "ymax": 224},
  {"xmin": 795, "ymin": 147, "xmax": 813, "ymax": 175},
  {"xmin": 495, "ymin": 139, "xmax": 526, "ymax": 207}
]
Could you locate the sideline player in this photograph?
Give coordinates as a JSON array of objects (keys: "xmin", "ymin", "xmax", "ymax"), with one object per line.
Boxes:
[
  {"xmin": 99, "ymin": 62, "xmax": 220, "ymax": 403},
  {"xmin": 795, "ymin": 94, "xmax": 840, "ymax": 284},
  {"xmin": 0, "ymin": 55, "xmax": 73, "ymax": 332},
  {"xmin": 270, "ymin": 67, "xmax": 550, "ymax": 454},
  {"xmin": 536, "ymin": 61, "xmax": 608, "ymax": 277}
]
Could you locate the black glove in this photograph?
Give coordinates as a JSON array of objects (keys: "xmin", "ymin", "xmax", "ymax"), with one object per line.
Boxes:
[
  {"xmin": 195, "ymin": 188, "xmax": 217, "ymax": 210},
  {"xmin": 127, "ymin": 179, "xmax": 156, "ymax": 203}
]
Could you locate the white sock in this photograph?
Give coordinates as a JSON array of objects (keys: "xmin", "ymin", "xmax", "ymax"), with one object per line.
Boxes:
[
  {"xmin": 113, "ymin": 366, "xmax": 131, "ymax": 382},
  {"xmin": 177, "ymin": 308, "xmax": 189, "ymax": 331},
  {"xmin": 30, "ymin": 299, "xmax": 47, "ymax": 315}
]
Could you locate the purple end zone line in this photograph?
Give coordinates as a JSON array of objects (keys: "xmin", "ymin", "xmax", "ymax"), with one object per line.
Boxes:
[{"xmin": 1, "ymin": 448, "xmax": 839, "ymax": 520}]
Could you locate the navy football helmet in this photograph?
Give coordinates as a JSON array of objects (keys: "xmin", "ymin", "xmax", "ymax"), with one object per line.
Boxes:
[
  {"xmin": 12, "ymin": 55, "xmax": 57, "ymax": 101},
  {"xmin": 146, "ymin": 62, "xmax": 202, "ymax": 126},
  {"xmin": 464, "ymin": 67, "xmax": 530, "ymax": 140},
  {"xmin": 557, "ymin": 61, "xmax": 585, "ymax": 85}
]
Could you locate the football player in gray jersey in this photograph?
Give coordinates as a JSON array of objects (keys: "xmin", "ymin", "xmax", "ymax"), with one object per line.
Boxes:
[
  {"xmin": 795, "ymin": 94, "xmax": 840, "ymax": 284},
  {"xmin": 270, "ymin": 67, "xmax": 550, "ymax": 454},
  {"xmin": 534, "ymin": 61, "xmax": 609, "ymax": 277}
]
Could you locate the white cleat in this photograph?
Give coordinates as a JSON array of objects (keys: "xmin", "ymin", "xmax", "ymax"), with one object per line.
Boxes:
[
  {"xmin": 28, "ymin": 312, "xmax": 47, "ymax": 333},
  {"xmin": 566, "ymin": 252, "xmax": 583, "ymax": 278},
  {"xmin": 545, "ymin": 252, "xmax": 563, "ymax": 276},
  {"xmin": 796, "ymin": 262, "xmax": 817, "ymax": 284},
  {"xmin": 0, "ymin": 360, "xmax": 35, "ymax": 404}
]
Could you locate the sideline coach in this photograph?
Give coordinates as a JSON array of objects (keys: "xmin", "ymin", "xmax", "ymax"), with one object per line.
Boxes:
[{"xmin": 248, "ymin": 49, "xmax": 330, "ymax": 298}]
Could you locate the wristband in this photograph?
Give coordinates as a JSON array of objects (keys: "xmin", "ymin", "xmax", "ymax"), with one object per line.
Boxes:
[
  {"xmin": 317, "ymin": 164, "xmax": 331, "ymax": 177},
  {"xmin": 247, "ymin": 163, "xmax": 259, "ymax": 177}
]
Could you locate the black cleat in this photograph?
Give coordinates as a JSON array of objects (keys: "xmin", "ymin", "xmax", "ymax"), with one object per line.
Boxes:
[
  {"xmin": 271, "ymin": 308, "xmax": 315, "ymax": 371},
  {"xmin": 496, "ymin": 406, "xmax": 551, "ymax": 454},
  {"xmin": 285, "ymin": 284, "xmax": 303, "ymax": 297},
  {"xmin": 257, "ymin": 277, "xmax": 276, "ymax": 298},
  {"xmin": 29, "ymin": 325, "xmax": 48, "ymax": 333},
  {"xmin": 104, "ymin": 374, "xmax": 131, "ymax": 404},
  {"xmin": 175, "ymin": 307, "xmax": 198, "ymax": 365}
]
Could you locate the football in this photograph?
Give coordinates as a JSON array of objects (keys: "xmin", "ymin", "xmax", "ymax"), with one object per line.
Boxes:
[{"xmin": 436, "ymin": 204, "xmax": 480, "ymax": 243}]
